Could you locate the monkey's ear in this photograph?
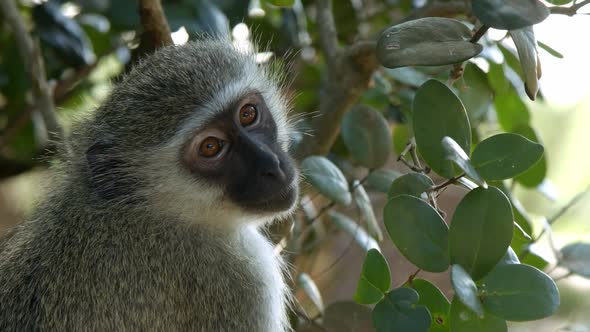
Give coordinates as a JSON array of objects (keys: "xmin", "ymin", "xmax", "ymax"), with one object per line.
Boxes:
[{"xmin": 86, "ymin": 142, "xmax": 137, "ymax": 201}]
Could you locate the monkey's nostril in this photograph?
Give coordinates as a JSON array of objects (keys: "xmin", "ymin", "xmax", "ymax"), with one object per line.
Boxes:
[{"xmin": 259, "ymin": 157, "xmax": 287, "ymax": 181}]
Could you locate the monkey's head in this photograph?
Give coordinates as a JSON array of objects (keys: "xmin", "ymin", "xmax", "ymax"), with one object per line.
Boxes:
[{"xmin": 76, "ymin": 39, "xmax": 299, "ymax": 227}]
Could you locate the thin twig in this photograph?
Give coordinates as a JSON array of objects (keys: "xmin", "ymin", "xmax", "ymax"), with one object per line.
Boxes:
[
  {"xmin": 448, "ymin": 24, "xmax": 489, "ymax": 85},
  {"xmin": 0, "ymin": 0, "xmax": 62, "ymax": 143},
  {"xmin": 534, "ymin": 186, "xmax": 590, "ymax": 241},
  {"xmin": 428, "ymin": 174, "xmax": 465, "ymax": 192},
  {"xmin": 398, "ymin": 268, "xmax": 421, "ymax": 288}
]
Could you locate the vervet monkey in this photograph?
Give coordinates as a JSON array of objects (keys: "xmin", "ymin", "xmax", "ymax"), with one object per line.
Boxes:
[{"xmin": 0, "ymin": 39, "xmax": 299, "ymax": 331}]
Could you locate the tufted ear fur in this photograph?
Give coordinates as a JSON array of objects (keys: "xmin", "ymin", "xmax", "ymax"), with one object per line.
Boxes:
[{"xmin": 86, "ymin": 142, "xmax": 139, "ymax": 201}]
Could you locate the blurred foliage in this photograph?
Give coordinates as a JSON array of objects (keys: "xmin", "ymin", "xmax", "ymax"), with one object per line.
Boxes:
[{"xmin": 1, "ymin": 0, "xmax": 590, "ymax": 331}]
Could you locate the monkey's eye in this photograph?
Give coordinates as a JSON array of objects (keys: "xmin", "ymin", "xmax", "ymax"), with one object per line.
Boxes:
[
  {"xmin": 199, "ymin": 137, "xmax": 224, "ymax": 157},
  {"xmin": 239, "ymin": 104, "xmax": 258, "ymax": 127}
]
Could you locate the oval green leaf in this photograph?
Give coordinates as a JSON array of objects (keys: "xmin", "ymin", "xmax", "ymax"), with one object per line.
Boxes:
[
  {"xmin": 472, "ymin": 133, "xmax": 544, "ymax": 181},
  {"xmin": 538, "ymin": 40, "xmax": 564, "ymax": 59},
  {"xmin": 494, "ymin": 84, "xmax": 530, "ymax": 132},
  {"xmin": 410, "ymin": 279, "xmax": 450, "ymax": 332},
  {"xmin": 512, "ymin": 125, "xmax": 547, "ymax": 188},
  {"xmin": 450, "ymin": 298, "xmax": 507, "ymax": 332},
  {"xmin": 329, "ymin": 211, "xmax": 380, "ymax": 252},
  {"xmin": 441, "ymin": 136, "xmax": 487, "ymax": 187},
  {"xmin": 510, "ymin": 27, "xmax": 540, "ymax": 100},
  {"xmin": 559, "ymin": 242, "xmax": 590, "ymax": 278},
  {"xmin": 355, "ymin": 249, "xmax": 391, "ymax": 304},
  {"xmin": 413, "ymin": 80, "xmax": 471, "ymax": 178},
  {"xmin": 301, "ymin": 156, "xmax": 351, "ymax": 205},
  {"xmin": 297, "ymin": 273, "xmax": 325, "ymax": 313},
  {"xmin": 471, "ymin": 0, "xmax": 549, "ymax": 30},
  {"xmin": 353, "ymin": 182, "xmax": 383, "ymax": 241},
  {"xmin": 451, "ymin": 264, "xmax": 484, "ymax": 318},
  {"xmin": 449, "ymin": 187, "xmax": 514, "ymax": 280},
  {"xmin": 482, "ymin": 264, "xmax": 559, "ymax": 321},
  {"xmin": 372, "ymin": 288, "xmax": 431, "ymax": 332},
  {"xmin": 384, "ymin": 195, "xmax": 449, "ymax": 272},
  {"xmin": 366, "ymin": 169, "xmax": 402, "ymax": 193},
  {"xmin": 341, "ymin": 105, "xmax": 392, "ymax": 169},
  {"xmin": 387, "ymin": 173, "xmax": 434, "ymax": 199},
  {"xmin": 457, "ymin": 63, "xmax": 494, "ymax": 124},
  {"xmin": 377, "ymin": 17, "xmax": 482, "ymax": 69}
]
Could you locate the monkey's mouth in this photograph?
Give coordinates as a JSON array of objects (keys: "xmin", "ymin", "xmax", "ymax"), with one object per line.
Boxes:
[
  {"xmin": 228, "ymin": 176, "xmax": 298, "ymax": 214},
  {"xmin": 242, "ymin": 181, "xmax": 298, "ymax": 213}
]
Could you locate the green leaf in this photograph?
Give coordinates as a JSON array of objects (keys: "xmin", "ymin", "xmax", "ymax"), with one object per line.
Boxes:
[
  {"xmin": 545, "ymin": 0, "xmax": 573, "ymax": 5},
  {"xmin": 413, "ymin": 80, "xmax": 471, "ymax": 178},
  {"xmin": 341, "ymin": 105, "xmax": 392, "ymax": 169},
  {"xmin": 512, "ymin": 125, "xmax": 547, "ymax": 188},
  {"xmin": 376, "ymin": 17, "xmax": 482, "ymax": 69},
  {"xmin": 559, "ymin": 242, "xmax": 590, "ymax": 278},
  {"xmin": 441, "ymin": 136, "xmax": 486, "ymax": 187},
  {"xmin": 449, "ymin": 187, "xmax": 514, "ymax": 280},
  {"xmin": 373, "ymin": 288, "xmax": 432, "ymax": 332},
  {"xmin": 301, "ymin": 156, "xmax": 351, "ymax": 205},
  {"xmin": 410, "ymin": 279, "xmax": 450, "ymax": 332},
  {"xmin": 329, "ymin": 211, "xmax": 380, "ymax": 252},
  {"xmin": 510, "ymin": 27, "xmax": 541, "ymax": 100},
  {"xmin": 538, "ymin": 40, "xmax": 564, "ymax": 58},
  {"xmin": 265, "ymin": 0, "xmax": 294, "ymax": 7},
  {"xmin": 366, "ymin": 169, "xmax": 402, "ymax": 193},
  {"xmin": 297, "ymin": 273, "xmax": 325, "ymax": 313},
  {"xmin": 521, "ymin": 251, "xmax": 550, "ymax": 270},
  {"xmin": 471, "ymin": 0, "xmax": 549, "ymax": 30},
  {"xmin": 384, "ymin": 195, "xmax": 450, "ymax": 272},
  {"xmin": 494, "ymin": 85, "xmax": 530, "ymax": 131},
  {"xmin": 487, "ymin": 62, "xmax": 510, "ymax": 94},
  {"xmin": 387, "ymin": 173, "xmax": 434, "ymax": 199},
  {"xmin": 451, "ymin": 264, "xmax": 484, "ymax": 318},
  {"xmin": 355, "ymin": 249, "xmax": 391, "ymax": 304},
  {"xmin": 482, "ymin": 264, "xmax": 559, "ymax": 321},
  {"xmin": 353, "ymin": 182, "xmax": 384, "ymax": 241},
  {"xmin": 471, "ymin": 133, "xmax": 544, "ymax": 181},
  {"xmin": 450, "ymin": 298, "xmax": 507, "ymax": 332},
  {"xmin": 457, "ymin": 63, "xmax": 494, "ymax": 124}
]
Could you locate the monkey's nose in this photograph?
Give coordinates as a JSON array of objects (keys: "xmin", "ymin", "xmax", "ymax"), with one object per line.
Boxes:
[{"xmin": 259, "ymin": 155, "xmax": 287, "ymax": 182}]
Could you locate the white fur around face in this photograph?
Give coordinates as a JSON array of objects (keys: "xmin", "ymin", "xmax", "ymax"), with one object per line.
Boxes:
[{"xmin": 235, "ymin": 225, "xmax": 289, "ymax": 332}]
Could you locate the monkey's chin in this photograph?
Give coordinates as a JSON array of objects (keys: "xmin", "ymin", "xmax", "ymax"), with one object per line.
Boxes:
[{"xmin": 237, "ymin": 182, "xmax": 299, "ymax": 217}]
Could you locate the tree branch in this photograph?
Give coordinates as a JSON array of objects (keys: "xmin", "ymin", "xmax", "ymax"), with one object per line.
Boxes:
[
  {"xmin": 550, "ymin": 0, "xmax": 590, "ymax": 16},
  {"xmin": 295, "ymin": 1, "xmax": 472, "ymax": 159},
  {"xmin": 129, "ymin": 0, "xmax": 173, "ymax": 66},
  {"xmin": 316, "ymin": 0, "xmax": 340, "ymax": 69},
  {"xmin": 0, "ymin": 0, "xmax": 63, "ymax": 144},
  {"xmin": 295, "ymin": 2, "xmax": 379, "ymax": 158}
]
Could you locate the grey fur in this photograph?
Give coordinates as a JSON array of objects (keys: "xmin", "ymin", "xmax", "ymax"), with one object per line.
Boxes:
[{"xmin": 0, "ymin": 39, "xmax": 296, "ymax": 331}]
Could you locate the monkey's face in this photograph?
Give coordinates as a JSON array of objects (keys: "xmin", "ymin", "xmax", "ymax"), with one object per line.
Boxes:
[
  {"xmin": 88, "ymin": 41, "xmax": 299, "ymax": 225},
  {"xmin": 182, "ymin": 92, "xmax": 298, "ymax": 214}
]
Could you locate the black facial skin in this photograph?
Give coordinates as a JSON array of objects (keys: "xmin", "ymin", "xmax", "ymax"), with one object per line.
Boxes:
[{"xmin": 184, "ymin": 92, "xmax": 297, "ymax": 213}]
